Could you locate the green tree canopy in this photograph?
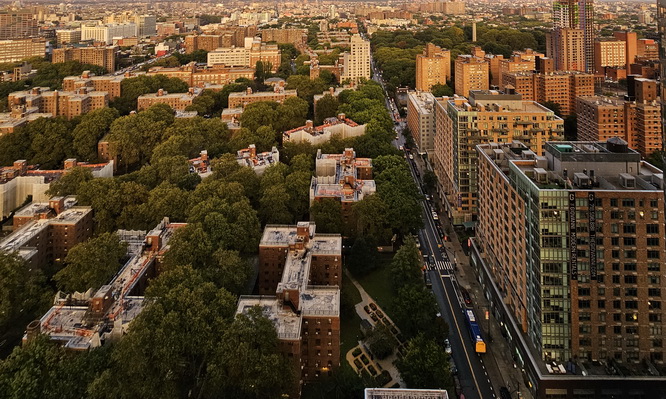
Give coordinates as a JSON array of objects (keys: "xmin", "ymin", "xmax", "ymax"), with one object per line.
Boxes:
[
  {"xmin": 310, "ymin": 198, "xmax": 343, "ymax": 234},
  {"xmin": 396, "ymin": 334, "xmax": 453, "ymax": 390}
]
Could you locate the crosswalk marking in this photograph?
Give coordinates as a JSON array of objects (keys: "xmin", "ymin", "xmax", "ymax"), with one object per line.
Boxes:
[{"xmin": 430, "ymin": 260, "xmax": 452, "ymax": 271}]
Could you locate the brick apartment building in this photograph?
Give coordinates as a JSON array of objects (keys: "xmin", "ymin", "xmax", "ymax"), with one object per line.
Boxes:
[
  {"xmin": 136, "ymin": 87, "xmax": 201, "ymax": 111},
  {"xmin": 309, "ymin": 148, "xmax": 375, "ymax": 227},
  {"xmin": 62, "ymin": 71, "xmax": 125, "ymax": 99},
  {"xmin": 0, "ymin": 38, "xmax": 45, "ymax": 63},
  {"xmin": 415, "ymin": 43, "xmax": 451, "ymax": 92},
  {"xmin": 8, "ymin": 87, "xmax": 109, "ymax": 119},
  {"xmin": 473, "ymin": 139, "xmax": 666, "ymax": 398},
  {"xmin": 239, "ymin": 222, "xmax": 342, "ymax": 385},
  {"xmin": 52, "ymin": 46, "xmax": 117, "ymax": 72},
  {"xmin": 226, "ymin": 85, "xmax": 296, "ymax": 108},
  {"xmin": 0, "ymin": 196, "xmax": 93, "ymax": 270},
  {"xmin": 283, "ymin": 114, "xmax": 366, "ymax": 146},
  {"xmin": 260, "ymin": 28, "xmax": 308, "ymax": 48},
  {"xmin": 454, "ymin": 52, "xmax": 489, "ymax": 97},
  {"xmin": 147, "ymin": 63, "xmax": 254, "ymax": 87},
  {"xmin": 0, "ymin": 105, "xmax": 52, "ymax": 135},
  {"xmin": 433, "ymin": 90, "xmax": 564, "ymax": 225}
]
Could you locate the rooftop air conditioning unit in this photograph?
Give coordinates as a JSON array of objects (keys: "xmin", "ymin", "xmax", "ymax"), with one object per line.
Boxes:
[{"xmin": 619, "ymin": 173, "xmax": 636, "ymax": 189}]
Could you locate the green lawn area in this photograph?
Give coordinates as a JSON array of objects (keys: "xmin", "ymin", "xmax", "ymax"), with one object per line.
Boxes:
[
  {"xmin": 351, "ymin": 253, "xmax": 395, "ymax": 317},
  {"xmin": 340, "ymin": 272, "xmax": 363, "ymax": 360}
]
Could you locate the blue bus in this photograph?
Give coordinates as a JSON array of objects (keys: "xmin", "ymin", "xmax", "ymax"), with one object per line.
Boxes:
[{"xmin": 464, "ymin": 309, "xmax": 486, "ymax": 353}]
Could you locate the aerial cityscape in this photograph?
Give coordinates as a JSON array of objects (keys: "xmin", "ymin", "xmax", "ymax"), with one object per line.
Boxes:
[{"xmin": 0, "ymin": 0, "xmax": 664, "ymax": 398}]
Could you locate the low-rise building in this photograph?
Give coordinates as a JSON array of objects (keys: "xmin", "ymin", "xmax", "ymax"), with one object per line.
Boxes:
[
  {"xmin": 62, "ymin": 71, "xmax": 125, "ymax": 99},
  {"xmin": 241, "ymin": 221, "xmax": 341, "ymax": 384},
  {"xmin": 146, "ymin": 62, "xmax": 254, "ymax": 87},
  {"xmin": 283, "ymin": 114, "xmax": 366, "ymax": 146},
  {"xmin": 310, "ymin": 148, "xmax": 375, "ymax": 227},
  {"xmin": 0, "ymin": 159, "xmax": 113, "ymax": 220},
  {"xmin": 136, "ymin": 87, "xmax": 201, "ymax": 111},
  {"xmin": 236, "ymin": 144, "xmax": 279, "ymax": 175},
  {"xmin": 26, "ymin": 218, "xmax": 185, "ymax": 350},
  {"xmin": 207, "ymin": 37, "xmax": 281, "ymax": 72},
  {"xmin": 8, "ymin": 87, "xmax": 109, "ymax": 119},
  {"xmin": 0, "ymin": 196, "xmax": 93, "ymax": 269},
  {"xmin": 227, "ymin": 85, "xmax": 297, "ymax": 109}
]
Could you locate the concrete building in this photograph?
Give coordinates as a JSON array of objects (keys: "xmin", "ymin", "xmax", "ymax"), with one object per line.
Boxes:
[
  {"xmin": 227, "ymin": 86, "xmax": 296, "ymax": 109},
  {"xmin": 0, "ymin": 38, "xmax": 44, "ymax": 63},
  {"xmin": 135, "ymin": 15, "xmax": 156, "ymax": 37},
  {"xmin": 62, "ymin": 71, "xmax": 124, "ymax": 99},
  {"xmin": 501, "ymin": 70, "xmax": 594, "ymax": 115},
  {"xmin": 8, "ymin": 87, "xmax": 109, "ymax": 120},
  {"xmin": 551, "ymin": 0, "xmax": 595, "ymax": 72},
  {"xmin": 27, "ymin": 218, "xmax": 185, "ymax": 350},
  {"xmin": 473, "ymin": 139, "xmax": 666, "ymax": 398},
  {"xmin": 283, "ymin": 114, "xmax": 366, "ymax": 146},
  {"xmin": 52, "ymin": 46, "xmax": 117, "ymax": 72},
  {"xmin": 260, "ymin": 28, "xmax": 307, "ymax": 48},
  {"xmin": 56, "ymin": 29, "xmax": 81, "ymax": 45},
  {"xmin": 310, "ymin": 148, "xmax": 375, "ymax": 227},
  {"xmin": 242, "ymin": 221, "xmax": 341, "ymax": 383},
  {"xmin": 407, "ymin": 91, "xmax": 436, "ymax": 154},
  {"xmin": 415, "ymin": 43, "xmax": 451, "ymax": 92},
  {"xmin": 0, "ymin": 11, "xmax": 38, "ymax": 39},
  {"xmin": 236, "ymin": 144, "xmax": 279, "ymax": 175},
  {"xmin": 365, "ymin": 389, "xmax": 449, "ymax": 399},
  {"xmin": 146, "ymin": 62, "xmax": 254, "ymax": 87},
  {"xmin": 546, "ymin": 28, "xmax": 586, "ymax": 72},
  {"xmin": 433, "ymin": 91, "xmax": 564, "ymax": 225},
  {"xmin": 341, "ymin": 34, "xmax": 371, "ymax": 83},
  {"xmin": 454, "ymin": 54, "xmax": 489, "ymax": 97},
  {"xmin": 0, "ymin": 196, "xmax": 93, "ymax": 270},
  {"xmin": 576, "ymin": 78, "xmax": 662, "ymax": 157},
  {"xmin": 207, "ymin": 38, "xmax": 281, "ymax": 72},
  {"xmin": 137, "ymin": 88, "xmax": 201, "ymax": 111},
  {"xmin": 81, "ymin": 23, "xmax": 137, "ymax": 45},
  {"xmin": 594, "ymin": 39, "xmax": 626, "ymax": 76}
]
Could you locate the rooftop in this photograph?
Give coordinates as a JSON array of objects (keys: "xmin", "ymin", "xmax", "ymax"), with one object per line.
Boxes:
[
  {"xmin": 260, "ymin": 222, "xmax": 316, "ymax": 247},
  {"xmin": 236, "ymin": 296, "xmax": 302, "ymax": 340},
  {"xmin": 364, "ymin": 388, "xmax": 449, "ymax": 399},
  {"xmin": 407, "ymin": 91, "xmax": 436, "ymax": 115},
  {"xmin": 448, "ymin": 91, "xmax": 560, "ymax": 114},
  {"xmin": 284, "ymin": 114, "xmax": 361, "ymax": 138},
  {"xmin": 236, "ymin": 145, "xmax": 279, "ymax": 171}
]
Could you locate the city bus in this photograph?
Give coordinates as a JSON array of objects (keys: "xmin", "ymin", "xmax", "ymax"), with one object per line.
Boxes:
[{"xmin": 464, "ymin": 309, "xmax": 486, "ymax": 353}]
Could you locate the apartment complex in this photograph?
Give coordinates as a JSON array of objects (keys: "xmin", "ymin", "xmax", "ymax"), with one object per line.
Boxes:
[
  {"xmin": 56, "ymin": 29, "xmax": 81, "ymax": 45},
  {"xmin": 502, "ymin": 69, "xmax": 594, "ymax": 115},
  {"xmin": 613, "ymin": 31, "xmax": 638, "ymax": 66},
  {"xmin": 207, "ymin": 38, "xmax": 281, "ymax": 72},
  {"xmin": 52, "ymin": 46, "xmax": 118, "ymax": 72},
  {"xmin": 594, "ymin": 39, "xmax": 626, "ymax": 75},
  {"xmin": 136, "ymin": 88, "xmax": 201, "ymax": 111},
  {"xmin": 0, "ymin": 11, "xmax": 38, "ymax": 39},
  {"xmin": 227, "ymin": 86, "xmax": 297, "ymax": 108},
  {"xmin": 260, "ymin": 28, "xmax": 308, "ymax": 48},
  {"xmin": 341, "ymin": 34, "xmax": 371, "ymax": 83},
  {"xmin": 546, "ymin": 28, "xmax": 586, "ymax": 72},
  {"xmin": 365, "ymin": 389, "xmax": 449, "ymax": 399},
  {"xmin": 27, "ymin": 218, "xmax": 184, "ymax": 350},
  {"xmin": 551, "ymin": 0, "xmax": 595, "ymax": 72},
  {"xmin": 146, "ymin": 62, "xmax": 254, "ymax": 87},
  {"xmin": 310, "ymin": 148, "xmax": 375, "ymax": 226},
  {"xmin": 473, "ymin": 139, "xmax": 666, "ymax": 398},
  {"xmin": 0, "ymin": 196, "xmax": 93, "ymax": 270},
  {"xmin": 454, "ymin": 54, "xmax": 489, "ymax": 97},
  {"xmin": 415, "ymin": 43, "xmax": 451, "ymax": 92},
  {"xmin": 406, "ymin": 91, "xmax": 436, "ymax": 154},
  {"xmin": 283, "ymin": 114, "xmax": 366, "ymax": 146},
  {"xmin": 62, "ymin": 71, "xmax": 125, "ymax": 99},
  {"xmin": 241, "ymin": 222, "xmax": 341, "ymax": 383},
  {"xmin": 433, "ymin": 91, "xmax": 564, "ymax": 225},
  {"xmin": 0, "ymin": 105, "xmax": 52, "ymax": 135},
  {"xmin": 576, "ymin": 78, "xmax": 661, "ymax": 157},
  {"xmin": 236, "ymin": 144, "xmax": 280, "ymax": 175},
  {"xmin": 0, "ymin": 38, "xmax": 44, "ymax": 63},
  {"xmin": 8, "ymin": 87, "xmax": 109, "ymax": 119},
  {"xmin": 185, "ymin": 34, "xmax": 228, "ymax": 53}
]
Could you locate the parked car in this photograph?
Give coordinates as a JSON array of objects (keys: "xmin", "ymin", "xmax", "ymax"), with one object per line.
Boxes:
[{"xmin": 461, "ymin": 288, "xmax": 472, "ymax": 306}]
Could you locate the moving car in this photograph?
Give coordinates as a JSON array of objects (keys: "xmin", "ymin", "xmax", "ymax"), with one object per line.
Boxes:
[{"xmin": 461, "ymin": 287, "xmax": 472, "ymax": 306}]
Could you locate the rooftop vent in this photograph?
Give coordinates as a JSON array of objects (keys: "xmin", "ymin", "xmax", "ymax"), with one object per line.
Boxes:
[
  {"xmin": 574, "ymin": 172, "xmax": 591, "ymax": 188},
  {"xmin": 619, "ymin": 173, "xmax": 636, "ymax": 189}
]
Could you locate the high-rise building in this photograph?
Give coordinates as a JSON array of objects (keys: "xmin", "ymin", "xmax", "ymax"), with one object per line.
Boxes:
[
  {"xmin": 454, "ymin": 54, "xmax": 489, "ymax": 97},
  {"xmin": 576, "ymin": 78, "xmax": 662, "ymax": 157},
  {"xmin": 0, "ymin": 11, "xmax": 37, "ymax": 40},
  {"xmin": 0, "ymin": 38, "xmax": 44, "ymax": 63},
  {"xmin": 594, "ymin": 39, "xmax": 626, "ymax": 75},
  {"xmin": 433, "ymin": 90, "xmax": 564, "ymax": 225},
  {"xmin": 135, "ymin": 15, "xmax": 156, "ymax": 37},
  {"xmin": 56, "ymin": 29, "xmax": 81, "ymax": 45},
  {"xmin": 502, "ymin": 69, "xmax": 594, "ymax": 115},
  {"xmin": 341, "ymin": 34, "xmax": 371, "ymax": 83},
  {"xmin": 415, "ymin": 43, "xmax": 451, "ymax": 92},
  {"xmin": 52, "ymin": 46, "xmax": 117, "ymax": 72},
  {"xmin": 81, "ymin": 23, "xmax": 137, "ymax": 45},
  {"xmin": 546, "ymin": 28, "xmax": 586, "ymax": 72},
  {"xmin": 472, "ymin": 139, "xmax": 666, "ymax": 397},
  {"xmin": 207, "ymin": 38, "xmax": 281, "ymax": 72},
  {"xmin": 613, "ymin": 31, "xmax": 638, "ymax": 66},
  {"xmin": 407, "ymin": 91, "xmax": 436, "ymax": 153},
  {"xmin": 551, "ymin": 0, "xmax": 595, "ymax": 72},
  {"xmin": 659, "ymin": 0, "xmax": 666, "ymax": 178}
]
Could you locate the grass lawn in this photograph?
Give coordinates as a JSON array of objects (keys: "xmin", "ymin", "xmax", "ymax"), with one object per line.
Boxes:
[
  {"xmin": 340, "ymin": 272, "xmax": 363, "ymax": 360},
  {"xmin": 351, "ymin": 253, "xmax": 395, "ymax": 317}
]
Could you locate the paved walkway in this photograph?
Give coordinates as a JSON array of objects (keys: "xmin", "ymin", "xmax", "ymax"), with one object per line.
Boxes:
[{"xmin": 344, "ymin": 269, "xmax": 405, "ymax": 388}]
